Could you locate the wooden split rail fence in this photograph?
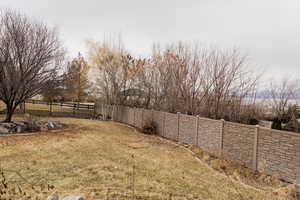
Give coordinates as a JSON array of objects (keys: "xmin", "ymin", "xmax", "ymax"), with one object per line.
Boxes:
[{"xmin": 22, "ymin": 99, "xmax": 96, "ymax": 118}]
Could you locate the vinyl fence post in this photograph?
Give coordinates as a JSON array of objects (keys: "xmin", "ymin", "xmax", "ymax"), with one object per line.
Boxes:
[
  {"xmin": 163, "ymin": 112, "xmax": 166, "ymax": 137},
  {"xmin": 112, "ymin": 105, "xmax": 115, "ymax": 121},
  {"xmin": 133, "ymin": 107, "xmax": 136, "ymax": 126},
  {"xmin": 101, "ymin": 104, "xmax": 104, "ymax": 120},
  {"xmin": 151, "ymin": 109, "xmax": 154, "ymax": 122},
  {"xmin": 253, "ymin": 125, "xmax": 260, "ymax": 171},
  {"xmin": 177, "ymin": 112, "xmax": 180, "ymax": 141},
  {"xmin": 141, "ymin": 108, "xmax": 144, "ymax": 128},
  {"xmin": 115, "ymin": 105, "xmax": 118, "ymax": 122},
  {"xmin": 220, "ymin": 119, "xmax": 225, "ymax": 156},
  {"xmin": 196, "ymin": 115, "xmax": 199, "ymax": 146}
]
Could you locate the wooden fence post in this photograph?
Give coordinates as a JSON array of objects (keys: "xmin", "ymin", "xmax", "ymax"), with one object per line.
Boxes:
[
  {"xmin": 49, "ymin": 101, "xmax": 52, "ymax": 116},
  {"xmin": 93, "ymin": 105, "xmax": 96, "ymax": 119},
  {"xmin": 73, "ymin": 103, "xmax": 75, "ymax": 116},
  {"xmin": 253, "ymin": 125, "xmax": 260, "ymax": 170}
]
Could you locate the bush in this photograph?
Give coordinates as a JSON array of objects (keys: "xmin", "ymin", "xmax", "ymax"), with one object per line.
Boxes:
[
  {"xmin": 271, "ymin": 118, "xmax": 282, "ymax": 130},
  {"xmin": 142, "ymin": 120, "xmax": 157, "ymax": 135},
  {"xmin": 283, "ymin": 120, "xmax": 300, "ymax": 133},
  {"xmin": 248, "ymin": 118, "xmax": 259, "ymax": 125}
]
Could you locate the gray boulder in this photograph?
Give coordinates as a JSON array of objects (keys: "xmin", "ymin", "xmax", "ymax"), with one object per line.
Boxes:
[
  {"xmin": 47, "ymin": 195, "xmax": 60, "ymax": 200},
  {"xmin": 2, "ymin": 122, "xmax": 16, "ymax": 129},
  {"xmin": 0, "ymin": 120, "xmax": 66, "ymax": 135},
  {"xmin": 61, "ymin": 195, "xmax": 84, "ymax": 200},
  {"xmin": 14, "ymin": 121, "xmax": 28, "ymax": 133},
  {"xmin": 48, "ymin": 121, "xmax": 55, "ymax": 129},
  {"xmin": 0, "ymin": 125, "xmax": 10, "ymax": 134},
  {"xmin": 51, "ymin": 120, "xmax": 64, "ymax": 128}
]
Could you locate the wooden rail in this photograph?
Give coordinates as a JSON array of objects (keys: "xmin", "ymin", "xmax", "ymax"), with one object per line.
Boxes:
[{"xmin": 25, "ymin": 99, "xmax": 95, "ymax": 110}]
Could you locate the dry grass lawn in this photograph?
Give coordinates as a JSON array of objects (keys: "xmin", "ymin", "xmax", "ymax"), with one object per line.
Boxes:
[{"xmin": 0, "ymin": 117, "xmax": 289, "ymax": 200}]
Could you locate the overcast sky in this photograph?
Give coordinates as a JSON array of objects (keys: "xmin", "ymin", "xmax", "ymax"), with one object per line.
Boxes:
[{"xmin": 0, "ymin": 0, "xmax": 299, "ymax": 80}]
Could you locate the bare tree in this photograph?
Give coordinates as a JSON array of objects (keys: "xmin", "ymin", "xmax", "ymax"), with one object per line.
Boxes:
[
  {"xmin": 87, "ymin": 39, "xmax": 143, "ymax": 106},
  {"xmin": 269, "ymin": 78, "xmax": 300, "ymax": 123},
  {"xmin": 88, "ymin": 40, "xmax": 261, "ymax": 124},
  {"xmin": 0, "ymin": 9, "xmax": 64, "ymax": 122},
  {"xmin": 147, "ymin": 43, "xmax": 261, "ymax": 122}
]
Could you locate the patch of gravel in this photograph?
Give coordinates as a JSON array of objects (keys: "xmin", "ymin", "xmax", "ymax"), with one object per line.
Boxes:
[{"xmin": 0, "ymin": 120, "xmax": 67, "ymax": 135}]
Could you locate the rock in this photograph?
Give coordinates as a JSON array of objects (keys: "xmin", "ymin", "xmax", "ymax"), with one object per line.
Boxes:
[
  {"xmin": 51, "ymin": 120, "xmax": 64, "ymax": 128},
  {"xmin": 27, "ymin": 121, "xmax": 40, "ymax": 131},
  {"xmin": 1, "ymin": 122, "xmax": 16, "ymax": 129},
  {"xmin": 48, "ymin": 121, "xmax": 55, "ymax": 129},
  {"xmin": 47, "ymin": 195, "xmax": 60, "ymax": 200},
  {"xmin": 0, "ymin": 120, "xmax": 65, "ymax": 135},
  {"xmin": 16, "ymin": 125, "xmax": 23, "ymax": 133},
  {"xmin": 0, "ymin": 123, "xmax": 17, "ymax": 134},
  {"xmin": 0, "ymin": 126, "xmax": 10, "ymax": 134},
  {"xmin": 61, "ymin": 195, "xmax": 84, "ymax": 200},
  {"xmin": 47, "ymin": 121, "xmax": 66, "ymax": 129},
  {"xmin": 14, "ymin": 121, "xmax": 28, "ymax": 133},
  {"xmin": 40, "ymin": 124, "xmax": 49, "ymax": 131}
]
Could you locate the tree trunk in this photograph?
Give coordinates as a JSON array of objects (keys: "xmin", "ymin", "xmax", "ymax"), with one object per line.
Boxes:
[{"xmin": 4, "ymin": 104, "xmax": 14, "ymax": 122}]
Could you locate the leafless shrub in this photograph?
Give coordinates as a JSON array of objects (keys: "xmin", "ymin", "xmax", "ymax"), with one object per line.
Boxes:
[
  {"xmin": 142, "ymin": 120, "xmax": 157, "ymax": 135},
  {"xmin": 0, "ymin": 167, "xmax": 55, "ymax": 200},
  {"xmin": 269, "ymin": 78, "xmax": 300, "ymax": 123}
]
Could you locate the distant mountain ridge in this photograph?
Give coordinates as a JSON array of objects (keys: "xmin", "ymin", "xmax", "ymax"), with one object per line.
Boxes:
[{"xmin": 252, "ymin": 90, "xmax": 300, "ymax": 99}]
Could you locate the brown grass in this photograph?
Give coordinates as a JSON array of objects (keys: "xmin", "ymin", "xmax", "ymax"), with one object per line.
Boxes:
[
  {"xmin": 0, "ymin": 117, "xmax": 291, "ymax": 200},
  {"xmin": 187, "ymin": 145, "xmax": 286, "ymax": 189}
]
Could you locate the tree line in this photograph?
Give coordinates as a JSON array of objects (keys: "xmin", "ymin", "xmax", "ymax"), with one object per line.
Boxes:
[
  {"xmin": 0, "ymin": 9, "xmax": 299, "ymax": 133},
  {"xmin": 87, "ymin": 40, "xmax": 300, "ymax": 129}
]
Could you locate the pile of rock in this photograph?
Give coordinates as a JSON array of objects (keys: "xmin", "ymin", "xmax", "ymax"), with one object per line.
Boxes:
[{"xmin": 0, "ymin": 120, "xmax": 67, "ymax": 135}]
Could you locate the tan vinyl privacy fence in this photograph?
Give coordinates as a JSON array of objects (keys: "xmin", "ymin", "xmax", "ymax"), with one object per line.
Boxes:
[{"xmin": 97, "ymin": 104, "xmax": 300, "ymax": 184}]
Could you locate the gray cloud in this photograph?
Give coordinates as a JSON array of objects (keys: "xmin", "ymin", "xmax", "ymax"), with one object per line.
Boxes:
[{"xmin": 1, "ymin": 0, "xmax": 299, "ymax": 80}]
